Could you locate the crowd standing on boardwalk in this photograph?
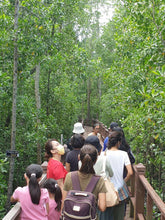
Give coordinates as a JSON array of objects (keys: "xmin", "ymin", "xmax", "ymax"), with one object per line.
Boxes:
[{"xmin": 10, "ymin": 121, "xmax": 134, "ymax": 220}]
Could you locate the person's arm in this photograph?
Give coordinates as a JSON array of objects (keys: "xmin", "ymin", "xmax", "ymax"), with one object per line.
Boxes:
[
  {"xmin": 65, "ymin": 162, "xmax": 70, "ymax": 172},
  {"xmin": 10, "ymin": 195, "xmax": 18, "ymax": 203},
  {"xmin": 106, "ymin": 160, "xmax": 113, "ymax": 177},
  {"xmin": 124, "ymin": 164, "xmax": 133, "ymax": 182},
  {"xmin": 98, "ymin": 193, "xmax": 106, "ymax": 212},
  {"xmin": 61, "ymin": 190, "xmax": 68, "ymax": 210},
  {"xmin": 57, "ymin": 178, "xmax": 64, "ymax": 191},
  {"xmin": 46, "ymin": 202, "xmax": 49, "ymax": 215}
]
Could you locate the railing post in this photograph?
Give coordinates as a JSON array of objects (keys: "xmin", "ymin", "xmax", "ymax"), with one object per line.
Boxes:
[
  {"xmin": 130, "ymin": 167, "xmax": 135, "ymax": 218},
  {"xmin": 146, "ymin": 193, "xmax": 153, "ymax": 220},
  {"xmin": 98, "ymin": 121, "xmax": 109, "ymax": 140},
  {"xmin": 41, "ymin": 161, "xmax": 48, "ymax": 174},
  {"xmin": 134, "ymin": 163, "xmax": 146, "ymax": 220}
]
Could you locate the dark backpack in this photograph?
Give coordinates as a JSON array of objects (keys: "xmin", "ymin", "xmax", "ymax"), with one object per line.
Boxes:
[{"xmin": 62, "ymin": 171, "xmax": 100, "ymax": 220}]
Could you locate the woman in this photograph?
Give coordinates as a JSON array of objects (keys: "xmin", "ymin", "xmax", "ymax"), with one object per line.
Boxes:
[
  {"xmin": 112, "ymin": 126, "xmax": 135, "ymax": 177},
  {"xmin": 106, "ymin": 131, "xmax": 133, "ymax": 220},
  {"xmin": 63, "ymin": 144, "xmax": 106, "ymax": 219},
  {"xmin": 45, "ymin": 139, "xmax": 67, "ymax": 190},
  {"xmin": 65, "ymin": 134, "xmax": 85, "ymax": 172}
]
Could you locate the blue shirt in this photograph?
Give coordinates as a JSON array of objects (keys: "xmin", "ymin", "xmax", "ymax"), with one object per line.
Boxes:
[{"xmin": 103, "ymin": 137, "xmax": 109, "ymax": 151}]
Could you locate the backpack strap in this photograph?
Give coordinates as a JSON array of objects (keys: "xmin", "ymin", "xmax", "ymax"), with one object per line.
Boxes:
[
  {"xmin": 71, "ymin": 171, "xmax": 100, "ymax": 193},
  {"xmin": 71, "ymin": 171, "xmax": 81, "ymax": 190},
  {"xmin": 85, "ymin": 175, "xmax": 100, "ymax": 192}
]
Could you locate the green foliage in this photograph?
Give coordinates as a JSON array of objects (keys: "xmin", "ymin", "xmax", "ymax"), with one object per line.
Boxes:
[{"xmin": 0, "ymin": 154, "xmax": 9, "ymax": 218}]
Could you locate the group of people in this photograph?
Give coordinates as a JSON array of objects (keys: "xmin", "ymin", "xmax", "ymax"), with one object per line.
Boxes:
[{"xmin": 11, "ymin": 121, "xmax": 135, "ymax": 220}]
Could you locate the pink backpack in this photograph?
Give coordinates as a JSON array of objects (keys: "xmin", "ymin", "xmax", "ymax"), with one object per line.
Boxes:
[{"xmin": 62, "ymin": 171, "xmax": 100, "ymax": 220}]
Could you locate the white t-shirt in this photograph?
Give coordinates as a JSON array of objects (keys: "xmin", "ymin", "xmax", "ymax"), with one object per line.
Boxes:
[{"xmin": 106, "ymin": 150, "xmax": 130, "ymax": 190}]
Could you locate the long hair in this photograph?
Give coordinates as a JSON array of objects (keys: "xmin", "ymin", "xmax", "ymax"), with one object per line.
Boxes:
[
  {"xmin": 26, "ymin": 164, "xmax": 43, "ymax": 204},
  {"xmin": 112, "ymin": 127, "xmax": 130, "ymax": 152},
  {"xmin": 108, "ymin": 131, "xmax": 122, "ymax": 149},
  {"xmin": 45, "ymin": 139, "xmax": 57, "ymax": 160},
  {"xmin": 79, "ymin": 144, "xmax": 98, "ymax": 174},
  {"xmin": 43, "ymin": 178, "xmax": 62, "ymax": 212}
]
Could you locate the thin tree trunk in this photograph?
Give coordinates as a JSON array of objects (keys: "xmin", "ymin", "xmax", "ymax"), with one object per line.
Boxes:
[
  {"xmin": 46, "ymin": 70, "xmax": 51, "ymax": 116},
  {"xmin": 97, "ymin": 77, "xmax": 102, "ymax": 118},
  {"xmin": 35, "ymin": 64, "xmax": 41, "ymax": 164},
  {"xmin": 87, "ymin": 78, "xmax": 91, "ymax": 122},
  {"xmin": 5, "ymin": 0, "xmax": 19, "ymax": 211}
]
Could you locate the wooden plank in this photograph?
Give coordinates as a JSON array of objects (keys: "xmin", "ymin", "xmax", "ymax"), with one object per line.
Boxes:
[
  {"xmin": 130, "ymin": 196, "xmax": 135, "ymax": 207},
  {"xmin": 146, "ymin": 193, "xmax": 153, "ymax": 220}
]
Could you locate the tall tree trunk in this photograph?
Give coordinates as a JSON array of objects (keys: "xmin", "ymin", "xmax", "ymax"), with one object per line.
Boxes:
[
  {"xmin": 46, "ymin": 70, "xmax": 51, "ymax": 116},
  {"xmin": 87, "ymin": 78, "xmax": 91, "ymax": 122},
  {"xmin": 35, "ymin": 64, "xmax": 41, "ymax": 164},
  {"xmin": 97, "ymin": 77, "xmax": 102, "ymax": 118},
  {"xmin": 5, "ymin": 0, "xmax": 19, "ymax": 211}
]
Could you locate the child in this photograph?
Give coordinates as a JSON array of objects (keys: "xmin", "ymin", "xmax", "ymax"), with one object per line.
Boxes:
[
  {"xmin": 11, "ymin": 164, "xmax": 49, "ymax": 220},
  {"xmin": 43, "ymin": 178, "xmax": 62, "ymax": 220}
]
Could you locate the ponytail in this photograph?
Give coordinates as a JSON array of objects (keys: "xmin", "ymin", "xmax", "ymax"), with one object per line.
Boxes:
[
  {"xmin": 29, "ymin": 174, "xmax": 41, "ymax": 204},
  {"xmin": 54, "ymin": 184, "xmax": 62, "ymax": 211},
  {"xmin": 79, "ymin": 144, "xmax": 97, "ymax": 174},
  {"xmin": 25, "ymin": 164, "xmax": 43, "ymax": 205},
  {"xmin": 43, "ymin": 178, "xmax": 62, "ymax": 212}
]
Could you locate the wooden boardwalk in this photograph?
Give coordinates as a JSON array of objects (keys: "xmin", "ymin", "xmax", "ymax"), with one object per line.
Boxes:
[{"xmin": 125, "ymin": 201, "xmax": 133, "ymax": 220}]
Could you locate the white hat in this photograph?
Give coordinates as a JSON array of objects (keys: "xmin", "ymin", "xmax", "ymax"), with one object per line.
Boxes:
[{"xmin": 73, "ymin": 122, "xmax": 85, "ymax": 134}]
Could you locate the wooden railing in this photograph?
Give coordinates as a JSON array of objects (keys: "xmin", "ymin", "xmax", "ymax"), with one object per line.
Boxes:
[
  {"xmin": 129, "ymin": 163, "xmax": 165, "ymax": 220},
  {"xmin": 3, "ymin": 122, "xmax": 165, "ymax": 220}
]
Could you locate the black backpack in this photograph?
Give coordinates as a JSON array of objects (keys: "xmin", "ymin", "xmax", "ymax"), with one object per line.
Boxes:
[{"xmin": 62, "ymin": 171, "xmax": 100, "ymax": 220}]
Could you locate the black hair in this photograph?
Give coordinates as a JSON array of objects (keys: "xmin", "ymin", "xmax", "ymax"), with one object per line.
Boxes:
[
  {"xmin": 26, "ymin": 164, "xmax": 43, "ymax": 204},
  {"xmin": 110, "ymin": 122, "xmax": 118, "ymax": 130},
  {"xmin": 43, "ymin": 178, "xmax": 62, "ymax": 212},
  {"xmin": 79, "ymin": 144, "xmax": 98, "ymax": 174},
  {"xmin": 93, "ymin": 123, "xmax": 99, "ymax": 129},
  {"xmin": 112, "ymin": 127, "xmax": 130, "ymax": 152},
  {"xmin": 45, "ymin": 139, "xmax": 57, "ymax": 160},
  {"xmin": 108, "ymin": 131, "xmax": 122, "ymax": 149},
  {"xmin": 71, "ymin": 134, "xmax": 85, "ymax": 149}
]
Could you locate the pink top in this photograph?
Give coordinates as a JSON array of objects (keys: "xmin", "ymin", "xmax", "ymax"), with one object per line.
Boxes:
[
  {"xmin": 48, "ymin": 198, "xmax": 61, "ymax": 220},
  {"xmin": 12, "ymin": 185, "xmax": 49, "ymax": 220},
  {"xmin": 47, "ymin": 158, "xmax": 67, "ymax": 181}
]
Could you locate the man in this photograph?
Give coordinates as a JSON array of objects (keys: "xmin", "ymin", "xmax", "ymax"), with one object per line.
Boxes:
[{"xmin": 88, "ymin": 123, "xmax": 102, "ymax": 143}]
